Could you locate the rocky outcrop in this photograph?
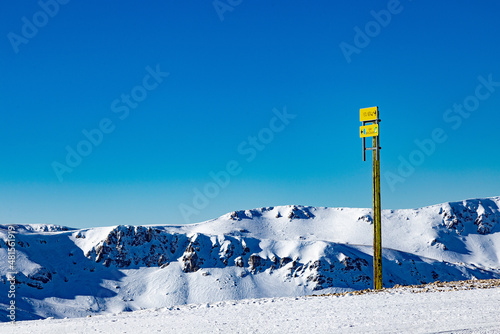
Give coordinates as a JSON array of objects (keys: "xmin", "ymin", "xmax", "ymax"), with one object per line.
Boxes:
[
  {"xmin": 86, "ymin": 226, "xmax": 189, "ymax": 268},
  {"xmin": 9, "ymin": 267, "xmax": 53, "ymax": 290},
  {"xmin": 248, "ymin": 254, "xmax": 263, "ymax": 272},
  {"xmin": 439, "ymin": 199, "xmax": 500, "ymax": 235},
  {"xmin": 228, "ymin": 205, "xmax": 315, "ymax": 222},
  {"xmin": 287, "ymin": 205, "xmax": 315, "ymax": 220},
  {"xmin": 234, "ymin": 256, "xmax": 244, "ymax": 267}
]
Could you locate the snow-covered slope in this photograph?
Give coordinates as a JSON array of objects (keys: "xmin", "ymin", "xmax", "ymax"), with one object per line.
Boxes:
[
  {"xmin": 1, "ymin": 197, "xmax": 500, "ymax": 321},
  {"xmin": 2, "ymin": 281, "xmax": 500, "ymax": 334}
]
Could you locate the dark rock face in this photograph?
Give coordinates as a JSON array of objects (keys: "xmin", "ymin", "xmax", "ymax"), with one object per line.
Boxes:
[
  {"xmin": 439, "ymin": 200, "xmax": 500, "ymax": 235},
  {"xmin": 229, "ymin": 209, "xmax": 263, "ymax": 221},
  {"xmin": 86, "ymin": 226, "xmax": 189, "ymax": 268},
  {"xmin": 234, "ymin": 256, "xmax": 244, "ymax": 267},
  {"xmin": 29, "ymin": 267, "xmax": 52, "ymax": 284},
  {"xmin": 474, "ymin": 212, "xmax": 498, "ymax": 235},
  {"xmin": 10, "ymin": 267, "xmax": 53, "ymax": 290},
  {"xmin": 182, "ymin": 250, "xmax": 200, "ymax": 273},
  {"xmin": 248, "ymin": 254, "xmax": 262, "ymax": 272},
  {"xmin": 341, "ymin": 257, "xmax": 369, "ymax": 272},
  {"xmin": 86, "ymin": 228, "xmax": 268, "ymax": 273},
  {"xmin": 287, "ymin": 206, "xmax": 315, "ymax": 220},
  {"xmin": 229, "ymin": 206, "xmax": 317, "ymax": 222},
  {"xmin": 279, "ymin": 257, "xmax": 292, "ymax": 268},
  {"xmin": 357, "ymin": 215, "xmax": 373, "ymax": 224}
]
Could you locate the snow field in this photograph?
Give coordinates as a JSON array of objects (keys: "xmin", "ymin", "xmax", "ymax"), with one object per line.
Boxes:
[{"xmin": 2, "ymin": 284, "xmax": 500, "ymax": 334}]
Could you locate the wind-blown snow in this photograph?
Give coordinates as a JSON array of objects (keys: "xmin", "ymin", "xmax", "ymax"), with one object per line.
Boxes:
[{"xmin": 1, "ymin": 197, "xmax": 500, "ymax": 322}]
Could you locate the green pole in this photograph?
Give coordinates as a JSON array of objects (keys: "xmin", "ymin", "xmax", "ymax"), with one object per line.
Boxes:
[{"xmin": 373, "ymin": 136, "xmax": 382, "ymax": 290}]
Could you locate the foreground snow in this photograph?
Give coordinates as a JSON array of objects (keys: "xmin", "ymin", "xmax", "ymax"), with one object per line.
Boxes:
[{"xmin": 2, "ymin": 282, "xmax": 500, "ymax": 334}]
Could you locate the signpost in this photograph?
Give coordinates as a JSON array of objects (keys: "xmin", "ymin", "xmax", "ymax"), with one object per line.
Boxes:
[
  {"xmin": 359, "ymin": 124, "xmax": 379, "ymax": 138},
  {"xmin": 359, "ymin": 106, "xmax": 382, "ymax": 290},
  {"xmin": 359, "ymin": 106, "xmax": 378, "ymax": 122}
]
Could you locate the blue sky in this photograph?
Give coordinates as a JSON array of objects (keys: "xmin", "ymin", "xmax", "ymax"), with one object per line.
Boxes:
[{"xmin": 1, "ymin": 0, "xmax": 500, "ymax": 228}]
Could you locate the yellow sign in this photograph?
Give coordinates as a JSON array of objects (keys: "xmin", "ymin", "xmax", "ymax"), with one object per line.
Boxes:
[
  {"xmin": 360, "ymin": 124, "xmax": 379, "ymax": 138},
  {"xmin": 360, "ymin": 106, "xmax": 378, "ymax": 122}
]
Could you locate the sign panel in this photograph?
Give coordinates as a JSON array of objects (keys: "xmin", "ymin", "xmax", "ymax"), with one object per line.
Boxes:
[
  {"xmin": 360, "ymin": 124, "xmax": 379, "ymax": 138},
  {"xmin": 360, "ymin": 106, "xmax": 378, "ymax": 122}
]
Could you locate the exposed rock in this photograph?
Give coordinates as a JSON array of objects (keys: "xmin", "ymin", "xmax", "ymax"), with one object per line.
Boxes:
[
  {"xmin": 234, "ymin": 256, "xmax": 244, "ymax": 268},
  {"xmin": 28, "ymin": 267, "xmax": 52, "ymax": 284},
  {"xmin": 358, "ymin": 214, "xmax": 373, "ymax": 224},
  {"xmin": 439, "ymin": 200, "xmax": 500, "ymax": 235},
  {"xmin": 182, "ymin": 251, "xmax": 200, "ymax": 273},
  {"xmin": 248, "ymin": 254, "xmax": 262, "ymax": 272},
  {"xmin": 287, "ymin": 205, "xmax": 315, "ymax": 220},
  {"xmin": 86, "ymin": 226, "xmax": 189, "ymax": 268},
  {"xmin": 181, "ymin": 237, "xmax": 204, "ymax": 273},
  {"xmin": 279, "ymin": 257, "xmax": 293, "ymax": 268}
]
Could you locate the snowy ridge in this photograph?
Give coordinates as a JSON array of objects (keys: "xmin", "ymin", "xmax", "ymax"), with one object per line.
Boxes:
[
  {"xmin": 0, "ymin": 224, "xmax": 74, "ymax": 233},
  {"xmin": 1, "ymin": 197, "xmax": 500, "ymax": 321}
]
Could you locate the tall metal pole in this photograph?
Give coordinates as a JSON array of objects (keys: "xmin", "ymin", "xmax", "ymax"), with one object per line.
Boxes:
[{"xmin": 372, "ymin": 135, "xmax": 382, "ymax": 290}]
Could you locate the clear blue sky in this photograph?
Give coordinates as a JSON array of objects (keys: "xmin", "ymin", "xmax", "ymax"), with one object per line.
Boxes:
[{"xmin": 1, "ymin": 1, "xmax": 500, "ymax": 228}]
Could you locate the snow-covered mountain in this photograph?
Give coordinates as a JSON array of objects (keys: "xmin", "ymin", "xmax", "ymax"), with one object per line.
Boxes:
[{"xmin": 1, "ymin": 197, "xmax": 500, "ymax": 321}]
